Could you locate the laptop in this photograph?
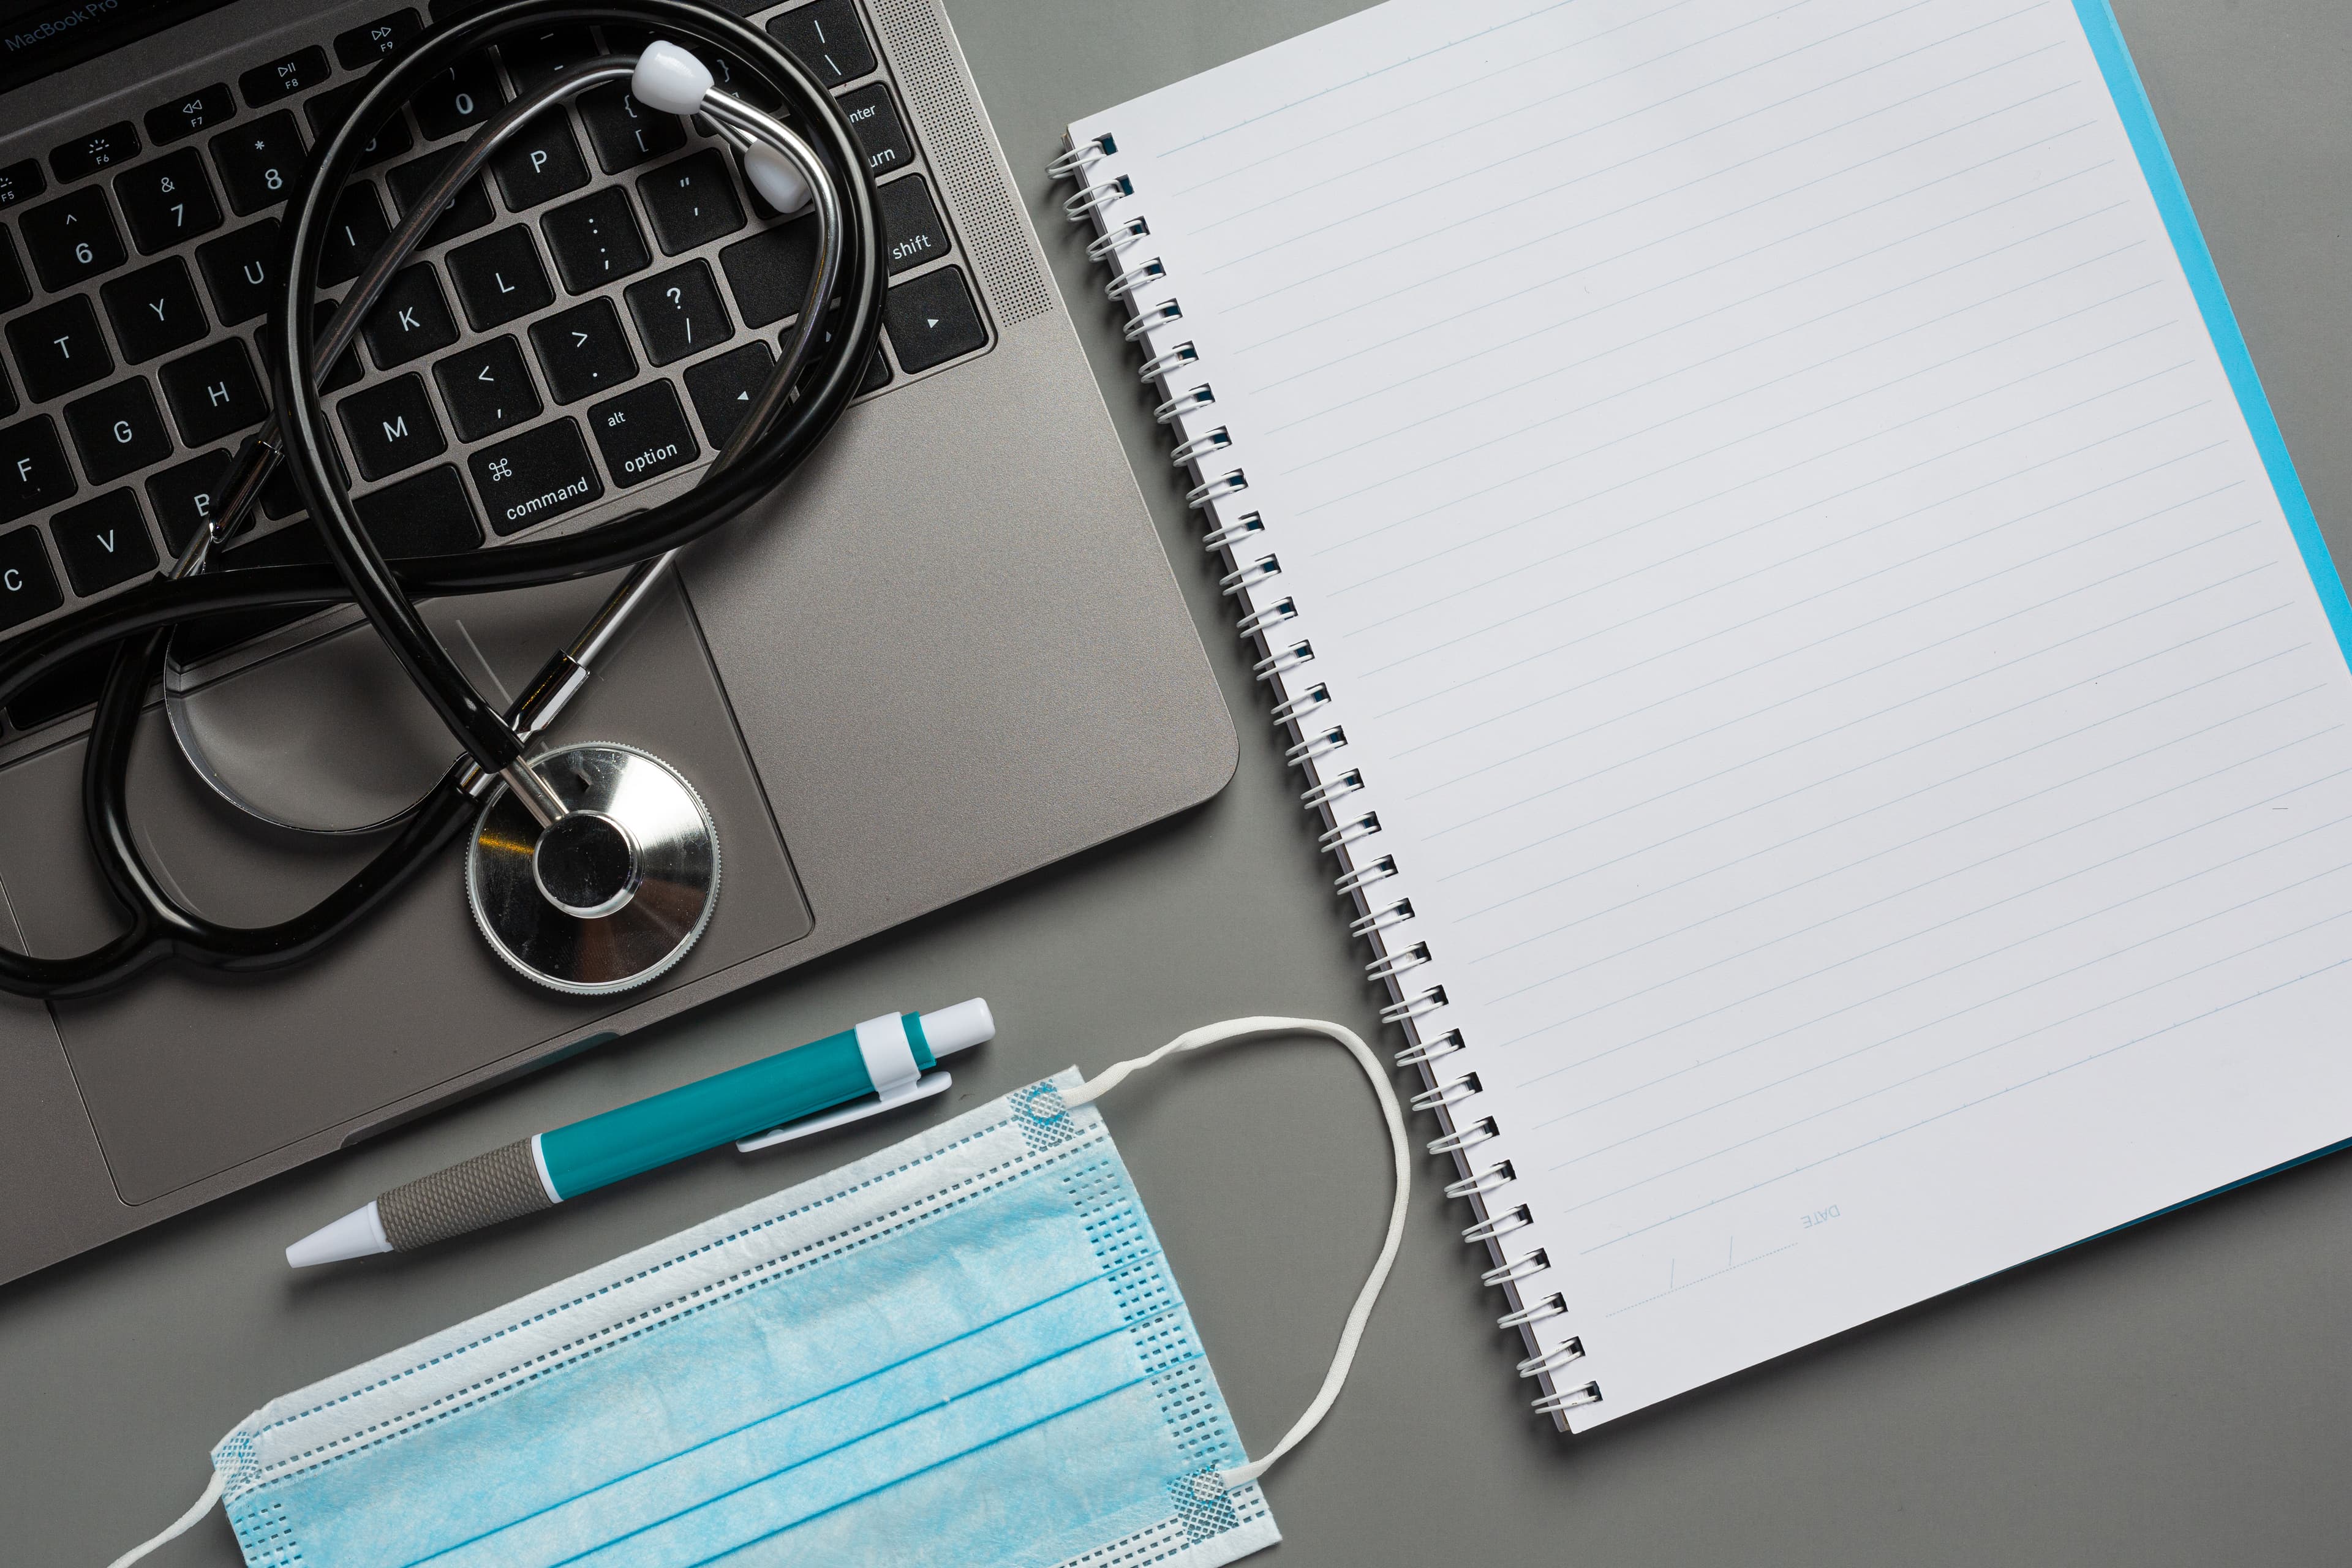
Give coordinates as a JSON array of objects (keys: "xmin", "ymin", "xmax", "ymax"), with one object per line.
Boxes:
[{"xmin": 0, "ymin": 0, "xmax": 1235, "ymax": 1284}]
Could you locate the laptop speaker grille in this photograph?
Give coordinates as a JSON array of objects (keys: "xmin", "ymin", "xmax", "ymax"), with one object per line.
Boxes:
[{"xmin": 870, "ymin": 0, "xmax": 1055, "ymax": 326}]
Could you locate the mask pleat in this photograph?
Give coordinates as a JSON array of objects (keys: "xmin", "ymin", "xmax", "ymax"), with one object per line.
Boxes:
[{"xmin": 218, "ymin": 1079, "xmax": 1282, "ymax": 1568}]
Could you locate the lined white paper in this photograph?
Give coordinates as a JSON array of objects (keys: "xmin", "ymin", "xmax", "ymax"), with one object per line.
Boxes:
[{"xmin": 1072, "ymin": 0, "xmax": 2352, "ymax": 1425}]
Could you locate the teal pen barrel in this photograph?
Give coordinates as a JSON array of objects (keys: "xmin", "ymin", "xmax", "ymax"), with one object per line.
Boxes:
[{"xmin": 538, "ymin": 1028, "xmax": 873, "ymax": 1199}]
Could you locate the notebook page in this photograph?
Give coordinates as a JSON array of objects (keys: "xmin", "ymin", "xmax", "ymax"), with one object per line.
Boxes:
[{"xmin": 1072, "ymin": 0, "xmax": 2352, "ymax": 1426}]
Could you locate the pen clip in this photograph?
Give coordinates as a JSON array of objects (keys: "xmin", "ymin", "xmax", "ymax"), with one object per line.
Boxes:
[{"xmin": 734, "ymin": 1071, "xmax": 954, "ymax": 1153}]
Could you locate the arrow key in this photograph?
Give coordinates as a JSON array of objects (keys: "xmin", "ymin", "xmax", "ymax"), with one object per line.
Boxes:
[
  {"xmin": 883, "ymin": 264, "xmax": 987, "ymax": 374},
  {"xmin": 50, "ymin": 488, "xmax": 158, "ymax": 595},
  {"xmin": 682, "ymin": 339, "xmax": 771, "ymax": 448}
]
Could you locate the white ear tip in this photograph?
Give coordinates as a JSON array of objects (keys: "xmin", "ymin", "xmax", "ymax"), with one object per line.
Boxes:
[
  {"xmin": 743, "ymin": 145, "xmax": 814, "ymax": 214},
  {"xmin": 633, "ymin": 40, "xmax": 712, "ymax": 116}
]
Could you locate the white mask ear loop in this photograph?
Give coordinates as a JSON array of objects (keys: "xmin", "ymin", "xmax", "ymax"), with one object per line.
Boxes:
[
  {"xmin": 108, "ymin": 1465, "xmax": 225, "ymax": 1567},
  {"xmin": 1063, "ymin": 1016, "xmax": 1408, "ymax": 1494}
]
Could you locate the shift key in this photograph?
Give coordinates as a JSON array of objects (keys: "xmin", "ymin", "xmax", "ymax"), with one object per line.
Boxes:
[{"xmin": 469, "ymin": 417, "xmax": 603, "ymax": 536}]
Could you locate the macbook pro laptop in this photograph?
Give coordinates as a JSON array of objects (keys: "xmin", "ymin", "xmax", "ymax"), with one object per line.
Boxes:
[{"xmin": 0, "ymin": 0, "xmax": 1235, "ymax": 1283}]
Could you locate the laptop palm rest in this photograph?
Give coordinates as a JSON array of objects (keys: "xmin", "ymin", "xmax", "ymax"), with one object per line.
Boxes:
[{"xmin": 0, "ymin": 579, "xmax": 811, "ymax": 1205}]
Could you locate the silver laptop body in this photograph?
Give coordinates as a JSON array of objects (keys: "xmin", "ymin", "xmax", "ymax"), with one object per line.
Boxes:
[{"xmin": 0, "ymin": 0, "xmax": 1233, "ymax": 1283}]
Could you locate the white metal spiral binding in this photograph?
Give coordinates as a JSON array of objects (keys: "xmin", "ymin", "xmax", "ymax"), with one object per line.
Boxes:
[
  {"xmin": 1169, "ymin": 428, "xmax": 1232, "ymax": 466},
  {"xmin": 1268, "ymin": 682, "xmax": 1330, "ymax": 725},
  {"xmin": 1496, "ymin": 1292, "xmax": 1566, "ymax": 1329},
  {"xmin": 1125, "ymin": 300, "xmax": 1182, "ymax": 341},
  {"xmin": 1055, "ymin": 130, "xmax": 1591, "ymax": 1423},
  {"xmin": 1156, "ymin": 384, "xmax": 1214, "ymax": 423},
  {"xmin": 1202, "ymin": 511, "xmax": 1262, "ymax": 550},
  {"xmin": 1087, "ymin": 216, "xmax": 1150, "ymax": 260}
]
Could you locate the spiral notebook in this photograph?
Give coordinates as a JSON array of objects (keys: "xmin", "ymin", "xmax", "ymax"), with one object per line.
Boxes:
[{"xmin": 1061, "ymin": 0, "xmax": 2352, "ymax": 1430}]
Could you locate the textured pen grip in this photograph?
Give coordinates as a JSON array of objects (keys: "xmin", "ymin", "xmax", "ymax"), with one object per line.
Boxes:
[{"xmin": 377, "ymin": 1138, "xmax": 554, "ymax": 1251}]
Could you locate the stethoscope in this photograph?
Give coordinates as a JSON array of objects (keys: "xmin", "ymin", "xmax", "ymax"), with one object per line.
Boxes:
[{"xmin": 0, "ymin": 1, "xmax": 885, "ymax": 1002}]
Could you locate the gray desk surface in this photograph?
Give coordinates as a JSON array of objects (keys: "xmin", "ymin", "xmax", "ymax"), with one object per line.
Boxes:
[{"xmin": 6, "ymin": 1, "xmax": 2350, "ymax": 1561}]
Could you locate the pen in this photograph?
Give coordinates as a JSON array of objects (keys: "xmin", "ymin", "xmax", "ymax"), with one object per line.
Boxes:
[{"xmin": 286, "ymin": 998, "xmax": 994, "ymax": 1267}]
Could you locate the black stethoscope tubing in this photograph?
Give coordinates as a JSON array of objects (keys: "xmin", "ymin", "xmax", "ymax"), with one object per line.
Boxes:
[{"xmin": 0, "ymin": 0, "xmax": 886, "ymax": 999}]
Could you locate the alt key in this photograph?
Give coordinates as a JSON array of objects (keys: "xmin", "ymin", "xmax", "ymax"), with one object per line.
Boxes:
[{"xmin": 589, "ymin": 379, "xmax": 699, "ymax": 488}]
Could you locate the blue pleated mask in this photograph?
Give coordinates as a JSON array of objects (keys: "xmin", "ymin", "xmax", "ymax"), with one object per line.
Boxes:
[{"xmin": 115, "ymin": 1018, "xmax": 1406, "ymax": 1568}]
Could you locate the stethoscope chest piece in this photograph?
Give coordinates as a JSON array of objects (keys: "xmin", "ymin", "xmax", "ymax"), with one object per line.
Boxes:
[{"xmin": 466, "ymin": 742, "xmax": 720, "ymax": 996}]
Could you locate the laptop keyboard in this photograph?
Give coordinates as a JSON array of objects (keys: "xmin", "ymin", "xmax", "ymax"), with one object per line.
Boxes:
[{"xmin": 0, "ymin": 0, "xmax": 994, "ymax": 735}]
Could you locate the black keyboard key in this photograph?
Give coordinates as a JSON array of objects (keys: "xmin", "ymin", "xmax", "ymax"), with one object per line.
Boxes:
[
  {"xmin": 20, "ymin": 186, "xmax": 126, "ymax": 290},
  {"xmin": 50, "ymin": 122, "xmax": 140, "ymax": 184},
  {"xmin": 195, "ymin": 219, "xmax": 278, "ymax": 324},
  {"xmin": 490, "ymin": 116, "xmax": 589, "ymax": 211},
  {"xmin": 636, "ymin": 149, "xmax": 743, "ymax": 256},
  {"xmin": 115, "ymin": 148, "xmax": 225, "ymax": 254},
  {"xmin": 0, "ymin": 159, "xmax": 41, "ymax": 212},
  {"xmin": 319, "ymin": 183, "xmax": 392, "ymax": 287},
  {"xmin": 50, "ymin": 488, "xmax": 157, "ymax": 594},
  {"xmin": 360, "ymin": 262, "xmax": 458, "ymax": 368},
  {"xmin": 718, "ymin": 216, "xmax": 817, "ymax": 327},
  {"xmin": 765, "ymin": 0, "xmax": 876, "ymax": 88},
  {"xmin": 64, "ymin": 378, "xmax": 173, "ymax": 481},
  {"xmin": 877, "ymin": 173, "xmax": 949, "ymax": 276},
  {"xmin": 470, "ymin": 418, "xmax": 600, "ymax": 535},
  {"xmin": 624, "ymin": 260, "xmax": 731, "ymax": 366},
  {"xmin": 335, "ymin": 9, "xmax": 420, "ymax": 70},
  {"xmin": 8, "ymin": 296, "xmax": 113, "ymax": 401},
  {"xmin": 239, "ymin": 47, "xmax": 332, "ymax": 109},
  {"xmin": 307, "ymin": 82, "xmax": 415, "ymax": 168},
  {"xmin": 577, "ymin": 83, "xmax": 685, "ymax": 176},
  {"xmin": 160, "ymin": 337, "xmax": 266, "ymax": 445},
  {"xmin": 0, "ymin": 415, "xmax": 75, "ymax": 522},
  {"xmin": 257, "ymin": 300, "xmax": 363, "ymax": 393},
  {"xmin": 435, "ymin": 334, "xmax": 540, "ymax": 442},
  {"xmin": 528, "ymin": 296, "xmax": 635, "ymax": 403},
  {"xmin": 838, "ymin": 83, "xmax": 915, "ymax": 180},
  {"xmin": 589, "ymin": 378, "xmax": 698, "ymax": 488},
  {"xmin": 388, "ymin": 146, "xmax": 493, "ymax": 246},
  {"xmin": 0, "ymin": 526, "xmax": 62, "ymax": 630},
  {"xmin": 682, "ymin": 339, "xmax": 771, "ymax": 447},
  {"xmin": 339, "ymin": 372, "xmax": 444, "ymax": 479},
  {"xmin": 211, "ymin": 111, "xmax": 306, "ymax": 215},
  {"xmin": 446, "ymin": 224, "xmax": 552, "ymax": 331},
  {"xmin": 413, "ymin": 52, "xmax": 504, "ymax": 141},
  {"xmin": 500, "ymin": 24, "xmax": 595, "ymax": 91},
  {"xmin": 0, "ymin": 230, "xmax": 28, "ymax": 314},
  {"xmin": 0, "ymin": 361, "xmax": 13, "ymax": 419},
  {"xmin": 859, "ymin": 345, "xmax": 891, "ymax": 394},
  {"xmin": 884, "ymin": 263, "xmax": 987, "ymax": 372},
  {"xmin": 355, "ymin": 462, "xmax": 480, "ymax": 555},
  {"xmin": 147, "ymin": 448, "xmax": 232, "ymax": 551},
  {"xmin": 145, "ymin": 83, "xmax": 235, "ymax": 145},
  {"xmin": 541, "ymin": 186, "xmax": 648, "ymax": 293},
  {"xmin": 100, "ymin": 257, "xmax": 209, "ymax": 363}
]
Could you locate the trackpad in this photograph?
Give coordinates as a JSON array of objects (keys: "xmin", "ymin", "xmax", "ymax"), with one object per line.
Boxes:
[{"xmin": 0, "ymin": 580, "xmax": 812, "ymax": 1205}]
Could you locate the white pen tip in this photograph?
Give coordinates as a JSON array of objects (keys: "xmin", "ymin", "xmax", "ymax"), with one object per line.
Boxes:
[
  {"xmin": 920, "ymin": 998, "xmax": 995, "ymax": 1059},
  {"xmin": 286, "ymin": 1200, "xmax": 392, "ymax": 1268}
]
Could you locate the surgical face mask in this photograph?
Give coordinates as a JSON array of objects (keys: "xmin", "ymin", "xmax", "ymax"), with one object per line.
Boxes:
[{"xmin": 113, "ymin": 1017, "xmax": 1406, "ymax": 1568}]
